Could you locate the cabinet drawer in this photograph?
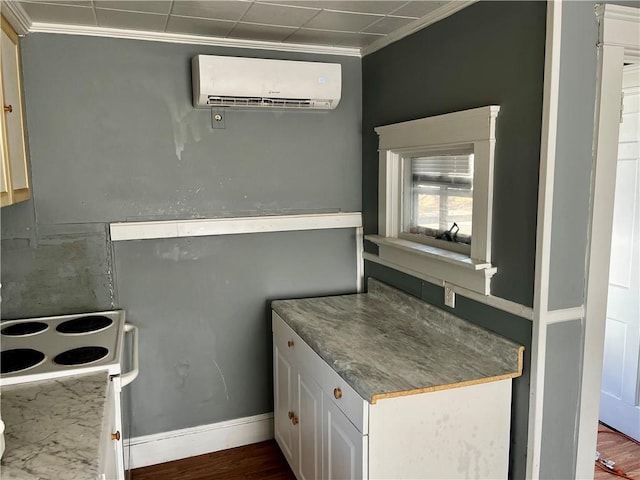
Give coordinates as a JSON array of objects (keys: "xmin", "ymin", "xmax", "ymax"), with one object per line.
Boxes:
[
  {"xmin": 317, "ymin": 358, "xmax": 368, "ymax": 434},
  {"xmin": 272, "ymin": 312, "xmax": 369, "ymax": 434},
  {"xmin": 273, "ymin": 314, "xmax": 297, "ymax": 362},
  {"xmin": 272, "ymin": 313, "xmax": 300, "ymax": 362},
  {"xmin": 273, "ymin": 313, "xmax": 320, "ymax": 378}
]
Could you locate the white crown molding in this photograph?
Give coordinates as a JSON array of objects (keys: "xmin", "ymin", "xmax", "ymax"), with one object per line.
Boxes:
[
  {"xmin": 27, "ymin": 21, "xmax": 362, "ymax": 57},
  {"xmin": 361, "ymin": 0, "xmax": 479, "ymax": 57},
  {"xmin": 595, "ymin": 3, "xmax": 640, "ymax": 22},
  {"xmin": 595, "ymin": 3, "xmax": 640, "ymax": 62},
  {"xmin": 1, "ymin": 0, "xmax": 31, "ymax": 35}
]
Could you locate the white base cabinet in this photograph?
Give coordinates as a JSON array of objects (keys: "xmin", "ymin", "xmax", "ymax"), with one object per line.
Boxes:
[{"xmin": 273, "ymin": 312, "xmax": 513, "ymax": 480}]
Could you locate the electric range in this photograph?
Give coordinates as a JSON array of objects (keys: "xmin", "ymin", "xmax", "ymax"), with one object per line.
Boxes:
[{"xmin": 0, "ymin": 310, "xmax": 132, "ymax": 386}]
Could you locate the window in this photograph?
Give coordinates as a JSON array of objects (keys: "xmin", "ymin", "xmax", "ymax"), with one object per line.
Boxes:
[
  {"xmin": 401, "ymin": 148, "xmax": 474, "ymax": 253},
  {"xmin": 367, "ymin": 106, "xmax": 499, "ymax": 295}
]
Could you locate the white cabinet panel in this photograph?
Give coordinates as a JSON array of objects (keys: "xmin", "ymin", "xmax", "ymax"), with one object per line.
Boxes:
[
  {"xmin": 368, "ymin": 380, "xmax": 512, "ymax": 480},
  {"xmin": 274, "ymin": 331, "xmax": 296, "ymax": 468},
  {"xmin": 323, "ymin": 394, "xmax": 366, "ymax": 480},
  {"xmin": 297, "ymin": 368, "xmax": 322, "ymax": 480}
]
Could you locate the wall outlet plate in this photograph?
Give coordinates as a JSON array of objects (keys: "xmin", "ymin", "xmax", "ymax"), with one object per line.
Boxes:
[{"xmin": 444, "ymin": 283, "xmax": 456, "ymax": 308}]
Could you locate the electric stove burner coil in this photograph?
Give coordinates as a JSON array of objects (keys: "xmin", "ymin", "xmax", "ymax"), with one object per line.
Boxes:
[
  {"xmin": 53, "ymin": 346, "xmax": 109, "ymax": 366},
  {"xmin": 56, "ymin": 316, "xmax": 113, "ymax": 334},
  {"xmin": 1, "ymin": 348, "xmax": 46, "ymax": 374},
  {"xmin": 1, "ymin": 322, "xmax": 49, "ymax": 337}
]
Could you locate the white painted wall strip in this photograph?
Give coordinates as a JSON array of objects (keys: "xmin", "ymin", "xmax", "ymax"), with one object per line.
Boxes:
[
  {"xmin": 124, "ymin": 413, "xmax": 274, "ymax": 470},
  {"xmin": 526, "ymin": 0, "xmax": 563, "ymax": 477},
  {"xmin": 356, "ymin": 226, "xmax": 364, "ymax": 293},
  {"xmin": 546, "ymin": 307, "xmax": 585, "ymax": 325},
  {"xmin": 363, "ymin": 252, "xmax": 534, "ymax": 320},
  {"xmin": 110, "ymin": 213, "xmax": 362, "ymax": 241}
]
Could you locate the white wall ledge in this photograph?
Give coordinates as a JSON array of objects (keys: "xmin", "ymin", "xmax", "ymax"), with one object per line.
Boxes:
[
  {"xmin": 366, "ymin": 234, "xmax": 496, "ymax": 295},
  {"xmin": 110, "ymin": 212, "xmax": 362, "ymax": 241}
]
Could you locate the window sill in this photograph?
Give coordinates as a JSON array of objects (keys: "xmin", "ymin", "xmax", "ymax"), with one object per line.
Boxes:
[{"xmin": 365, "ymin": 235, "xmax": 497, "ymax": 295}]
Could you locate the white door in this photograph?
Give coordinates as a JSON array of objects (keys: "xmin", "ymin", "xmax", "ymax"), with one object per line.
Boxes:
[
  {"xmin": 323, "ymin": 396, "xmax": 366, "ymax": 480},
  {"xmin": 297, "ymin": 368, "xmax": 322, "ymax": 480},
  {"xmin": 600, "ymin": 64, "xmax": 640, "ymax": 441}
]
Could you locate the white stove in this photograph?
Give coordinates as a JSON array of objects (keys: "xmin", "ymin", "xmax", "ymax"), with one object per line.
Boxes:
[
  {"xmin": 0, "ymin": 310, "xmax": 137, "ymax": 387},
  {"xmin": 0, "ymin": 310, "xmax": 138, "ymax": 478}
]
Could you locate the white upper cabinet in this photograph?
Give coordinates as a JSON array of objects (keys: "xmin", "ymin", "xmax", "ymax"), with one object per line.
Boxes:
[{"xmin": 1, "ymin": 15, "xmax": 30, "ymax": 207}]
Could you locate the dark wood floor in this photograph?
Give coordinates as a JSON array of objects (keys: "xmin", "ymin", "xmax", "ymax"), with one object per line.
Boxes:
[
  {"xmin": 131, "ymin": 425, "xmax": 640, "ymax": 480},
  {"xmin": 130, "ymin": 440, "xmax": 295, "ymax": 480},
  {"xmin": 595, "ymin": 423, "xmax": 640, "ymax": 480}
]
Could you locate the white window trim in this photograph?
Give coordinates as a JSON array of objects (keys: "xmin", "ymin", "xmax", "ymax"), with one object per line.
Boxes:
[{"xmin": 367, "ymin": 105, "xmax": 500, "ymax": 295}]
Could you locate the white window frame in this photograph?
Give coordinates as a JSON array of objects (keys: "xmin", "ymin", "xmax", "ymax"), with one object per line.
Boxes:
[{"xmin": 366, "ymin": 105, "xmax": 500, "ymax": 295}]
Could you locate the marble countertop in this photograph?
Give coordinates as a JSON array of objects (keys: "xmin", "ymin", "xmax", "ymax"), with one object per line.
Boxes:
[
  {"xmin": 272, "ymin": 279, "xmax": 524, "ymax": 404},
  {"xmin": 1, "ymin": 372, "xmax": 108, "ymax": 480}
]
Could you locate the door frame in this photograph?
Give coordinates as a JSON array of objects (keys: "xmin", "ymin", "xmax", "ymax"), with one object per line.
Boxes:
[{"xmin": 576, "ymin": 4, "xmax": 640, "ymax": 479}]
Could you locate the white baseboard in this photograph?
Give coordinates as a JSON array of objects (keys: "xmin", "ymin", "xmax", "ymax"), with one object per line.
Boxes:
[{"xmin": 124, "ymin": 412, "xmax": 274, "ymax": 470}]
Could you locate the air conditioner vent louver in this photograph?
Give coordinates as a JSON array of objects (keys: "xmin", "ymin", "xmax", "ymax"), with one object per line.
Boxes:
[
  {"xmin": 207, "ymin": 96, "xmax": 313, "ymax": 109},
  {"xmin": 192, "ymin": 55, "xmax": 341, "ymax": 110}
]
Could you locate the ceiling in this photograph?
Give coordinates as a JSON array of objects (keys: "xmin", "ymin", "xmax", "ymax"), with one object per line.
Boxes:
[{"xmin": 3, "ymin": 0, "xmax": 471, "ymax": 56}]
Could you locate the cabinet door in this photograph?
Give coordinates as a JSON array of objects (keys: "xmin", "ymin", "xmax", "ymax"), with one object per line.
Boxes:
[
  {"xmin": 0, "ymin": 16, "xmax": 29, "ymax": 207},
  {"xmin": 99, "ymin": 377, "xmax": 125, "ymax": 480},
  {"xmin": 273, "ymin": 333, "xmax": 297, "ymax": 470},
  {"xmin": 323, "ymin": 394, "xmax": 367, "ymax": 480},
  {"xmin": 296, "ymin": 367, "xmax": 322, "ymax": 480}
]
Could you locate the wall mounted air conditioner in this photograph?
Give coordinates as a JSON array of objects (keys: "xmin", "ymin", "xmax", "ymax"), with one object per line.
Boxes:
[{"xmin": 192, "ymin": 55, "xmax": 341, "ymax": 110}]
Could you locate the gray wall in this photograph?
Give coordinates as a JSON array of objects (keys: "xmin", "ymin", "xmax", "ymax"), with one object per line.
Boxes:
[
  {"xmin": 539, "ymin": 320, "xmax": 583, "ymax": 480},
  {"xmin": 1, "ymin": 33, "xmax": 362, "ymax": 435},
  {"xmin": 362, "ymin": 0, "xmax": 546, "ymax": 308},
  {"xmin": 547, "ymin": 0, "xmax": 640, "ymax": 313},
  {"xmin": 362, "ymin": 2, "xmax": 545, "ymax": 477},
  {"xmin": 547, "ymin": 1, "xmax": 600, "ymax": 311},
  {"xmin": 540, "ymin": 0, "xmax": 639, "ymax": 477},
  {"xmin": 540, "ymin": 3, "xmax": 599, "ymax": 477},
  {"xmin": 115, "ymin": 230, "xmax": 357, "ymax": 436}
]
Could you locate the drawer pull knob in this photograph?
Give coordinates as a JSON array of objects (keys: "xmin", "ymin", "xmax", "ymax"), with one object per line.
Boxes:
[
  {"xmin": 287, "ymin": 340, "xmax": 294, "ymax": 348},
  {"xmin": 111, "ymin": 431, "xmax": 121, "ymax": 441},
  {"xmin": 334, "ymin": 388, "xmax": 342, "ymax": 399},
  {"xmin": 3, "ymin": 105, "xmax": 12, "ymax": 113},
  {"xmin": 288, "ymin": 410, "xmax": 299, "ymax": 425}
]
